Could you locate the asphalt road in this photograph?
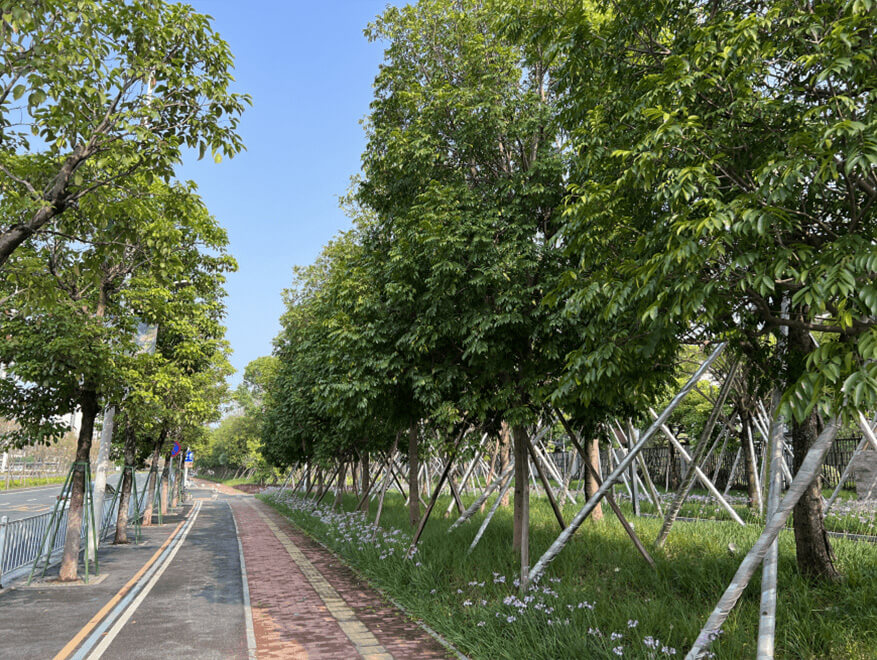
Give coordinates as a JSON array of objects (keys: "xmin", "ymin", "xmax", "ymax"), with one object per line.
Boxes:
[
  {"xmin": 0, "ymin": 487, "xmax": 250, "ymax": 659},
  {"xmin": 0, "ymin": 473, "xmax": 149, "ymax": 521}
]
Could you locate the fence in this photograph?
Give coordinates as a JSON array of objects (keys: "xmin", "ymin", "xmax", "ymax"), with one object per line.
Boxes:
[
  {"xmin": 550, "ymin": 436, "xmax": 862, "ymax": 493},
  {"xmin": 0, "ymin": 486, "xmax": 147, "ymax": 585}
]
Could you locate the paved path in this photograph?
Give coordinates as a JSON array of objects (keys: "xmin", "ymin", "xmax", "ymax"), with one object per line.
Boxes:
[
  {"xmin": 231, "ymin": 498, "xmax": 451, "ymax": 659},
  {"xmin": 0, "ymin": 482, "xmax": 455, "ymax": 659}
]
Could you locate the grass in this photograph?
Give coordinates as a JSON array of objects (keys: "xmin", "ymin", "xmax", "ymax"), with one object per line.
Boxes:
[
  {"xmin": 193, "ymin": 473, "xmax": 260, "ymax": 487},
  {"xmin": 260, "ymin": 487, "xmax": 877, "ymax": 659},
  {"xmin": 0, "ymin": 475, "xmax": 67, "ymax": 491}
]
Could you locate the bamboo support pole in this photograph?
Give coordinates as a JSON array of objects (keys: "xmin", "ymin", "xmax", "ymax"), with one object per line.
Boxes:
[
  {"xmin": 444, "ymin": 446, "xmax": 484, "ymax": 514},
  {"xmin": 316, "ymin": 463, "xmax": 343, "ymax": 506},
  {"xmin": 526, "ymin": 435, "xmax": 565, "ymax": 530},
  {"xmin": 757, "ymin": 393, "xmax": 784, "ymax": 659},
  {"xmin": 553, "ymin": 410, "xmax": 656, "ymax": 569},
  {"xmin": 824, "ymin": 436, "xmax": 869, "ymax": 512},
  {"xmin": 527, "ymin": 343, "xmax": 725, "ymax": 585},
  {"xmin": 686, "ymin": 419, "xmax": 839, "ymax": 660},
  {"xmin": 746, "ymin": 424, "xmax": 763, "ymax": 515},
  {"xmin": 448, "ymin": 463, "xmax": 516, "ymax": 532},
  {"xmin": 407, "ymin": 438, "xmax": 464, "ymax": 557},
  {"xmin": 534, "ymin": 440, "xmax": 574, "ymax": 504},
  {"xmin": 723, "ymin": 448, "xmax": 742, "ymax": 498},
  {"xmin": 650, "ymin": 410, "xmax": 745, "ymax": 526},
  {"xmin": 655, "ymin": 359, "xmax": 739, "ymax": 548},
  {"xmin": 468, "ymin": 471, "xmax": 514, "ymax": 554},
  {"xmin": 278, "ymin": 464, "xmax": 297, "ymax": 495}
]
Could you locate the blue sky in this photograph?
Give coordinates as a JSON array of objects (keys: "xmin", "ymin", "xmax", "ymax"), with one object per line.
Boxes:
[{"xmin": 176, "ymin": 1, "xmax": 394, "ymax": 384}]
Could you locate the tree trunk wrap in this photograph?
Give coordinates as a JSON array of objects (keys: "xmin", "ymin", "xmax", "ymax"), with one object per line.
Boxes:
[
  {"xmin": 499, "ymin": 424, "xmax": 511, "ymax": 507},
  {"xmin": 160, "ymin": 449, "xmax": 172, "ymax": 516}
]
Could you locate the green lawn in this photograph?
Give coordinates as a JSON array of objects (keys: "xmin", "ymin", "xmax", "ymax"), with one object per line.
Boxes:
[{"xmin": 260, "ymin": 488, "xmax": 877, "ymax": 659}]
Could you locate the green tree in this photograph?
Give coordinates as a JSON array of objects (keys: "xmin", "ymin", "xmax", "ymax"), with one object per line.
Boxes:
[
  {"xmin": 0, "ymin": 178, "xmax": 235, "ymax": 577},
  {"xmin": 0, "ymin": 0, "xmax": 248, "ymax": 266},
  {"xmin": 545, "ymin": 0, "xmax": 877, "ymax": 578}
]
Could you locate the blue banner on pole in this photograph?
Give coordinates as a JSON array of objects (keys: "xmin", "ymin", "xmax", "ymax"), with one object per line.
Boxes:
[{"xmin": 185, "ymin": 450, "xmax": 194, "ymax": 464}]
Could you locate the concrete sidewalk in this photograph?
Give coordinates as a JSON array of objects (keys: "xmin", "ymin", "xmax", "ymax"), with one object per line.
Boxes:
[{"xmin": 0, "ymin": 488, "xmax": 249, "ymax": 659}]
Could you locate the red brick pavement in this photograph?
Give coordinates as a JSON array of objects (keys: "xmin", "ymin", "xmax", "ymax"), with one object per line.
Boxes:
[{"xmin": 231, "ymin": 499, "xmax": 453, "ymax": 660}]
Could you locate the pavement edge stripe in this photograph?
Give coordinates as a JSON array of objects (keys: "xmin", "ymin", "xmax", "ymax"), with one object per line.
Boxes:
[
  {"xmin": 83, "ymin": 501, "xmax": 203, "ymax": 659},
  {"xmin": 229, "ymin": 502, "xmax": 257, "ymax": 660},
  {"xmin": 52, "ymin": 516, "xmax": 188, "ymax": 660}
]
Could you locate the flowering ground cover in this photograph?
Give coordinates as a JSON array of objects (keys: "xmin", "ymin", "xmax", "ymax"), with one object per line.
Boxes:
[{"xmin": 260, "ymin": 488, "xmax": 877, "ymax": 659}]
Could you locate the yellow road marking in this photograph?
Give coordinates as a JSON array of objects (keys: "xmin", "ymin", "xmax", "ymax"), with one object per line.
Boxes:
[
  {"xmin": 248, "ymin": 502, "xmax": 393, "ymax": 659},
  {"xmin": 52, "ymin": 518, "xmax": 187, "ymax": 660}
]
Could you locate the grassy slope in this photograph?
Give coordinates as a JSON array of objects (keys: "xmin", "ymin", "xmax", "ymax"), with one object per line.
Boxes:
[{"xmin": 261, "ymin": 489, "xmax": 877, "ymax": 659}]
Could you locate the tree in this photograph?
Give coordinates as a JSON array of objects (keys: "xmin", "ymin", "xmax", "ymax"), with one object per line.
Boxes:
[
  {"xmin": 0, "ymin": 177, "xmax": 235, "ymax": 577},
  {"xmin": 0, "ymin": 0, "xmax": 249, "ymax": 266},
  {"xmin": 544, "ymin": 0, "xmax": 877, "ymax": 578}
]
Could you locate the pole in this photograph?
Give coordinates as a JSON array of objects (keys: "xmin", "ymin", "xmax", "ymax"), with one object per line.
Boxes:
[
  {"xmin": 527, "ymin": 343, "xmax": 725, "ymax": 585},
  {"xmin": 686, "ymin": 419, "xmax": 839, "ymax": 659},
  {"xmin": 757, "ymin": 393, "xmax": 784, "ymax": 659}
]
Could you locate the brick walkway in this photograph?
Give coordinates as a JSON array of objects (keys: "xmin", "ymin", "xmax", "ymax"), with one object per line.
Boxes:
[{"xmin": 231, "ymin": 498, "xmax": 452, "ymax": 660}]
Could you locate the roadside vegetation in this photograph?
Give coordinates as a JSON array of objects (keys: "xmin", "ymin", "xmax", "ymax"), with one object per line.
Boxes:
[{"xmin": 262, "ymin": 489, "xmax": 877, "ymax": 660}]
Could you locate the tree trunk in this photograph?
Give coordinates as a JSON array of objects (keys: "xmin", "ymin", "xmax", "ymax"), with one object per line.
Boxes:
[
  {"xmin": 786, "ymin": 328, "xmax": 839, "ymax": 579},
  {"xmin": 59, "ymin": 387, "xmax": 99, "ymax": 581},
  {"xmin": 114, "ymin": 425, "xmax": 137, "ymax": 544},
  {"xmin": 741, "ymin": 412, "xmax": 761, "ymax": 511},
  {"xmin": 499, "ymin": 423, "xmax": 511, "ymax": 507},
  {"xmin": 512, "ymin": 425, "xmax": 530, "ymax": 583},
  {"xmin": 142, "ymin": 432, "xmax": 165, "ymax": 527},
  {"xmin": 334, "ymin": 462, "xmax": 346, "ymax": 510},
  {"xmin": 408, "ymin": 424, "xmax": 420, "ymax": 527},
  {"xmin": 351, "ymin": 458, "xmax": 359, "ymax": 495},
  {"xmin": 159, "ymin": 449, "xmax": 172, "ymax": 516},
  {"xmin": 584, "ymin": 433, "xmax": 604, "ymax": 521},
  {"xmin": 359, "ymin": 451, "xmax": 370, "ymax": 512}
]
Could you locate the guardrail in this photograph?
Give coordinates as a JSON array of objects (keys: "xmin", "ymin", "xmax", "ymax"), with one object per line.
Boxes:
[{"xmin": 0, "ymin": 488, "xmax": 147, "ymax": 586}]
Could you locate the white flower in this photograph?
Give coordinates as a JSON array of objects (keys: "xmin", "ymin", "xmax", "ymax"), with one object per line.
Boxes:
[
  {"xmin": 611, "ymin": 632, "xmax": 623, "ymax": 641},
  {"xmin": 613, "ymin": 646, "xmax": 624, "ymax": 656},
  {"xmin": 628, "ymin": 619, "xmax": 638, "ymax": 628}
]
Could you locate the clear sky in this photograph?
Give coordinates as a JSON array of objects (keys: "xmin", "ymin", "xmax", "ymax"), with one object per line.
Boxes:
[{"xmin": 176, "ymin": 1, "xmax": 394, "ymax": 384}]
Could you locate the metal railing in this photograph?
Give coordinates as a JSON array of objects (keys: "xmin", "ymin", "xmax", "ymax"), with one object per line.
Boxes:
[
  {"xmin": 551, "ymin": 437, "xmax": 862, "ymax": 492},
  {"xmin": 0, "ymin": 487, "xmax": 147, "ymax": 585}
]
